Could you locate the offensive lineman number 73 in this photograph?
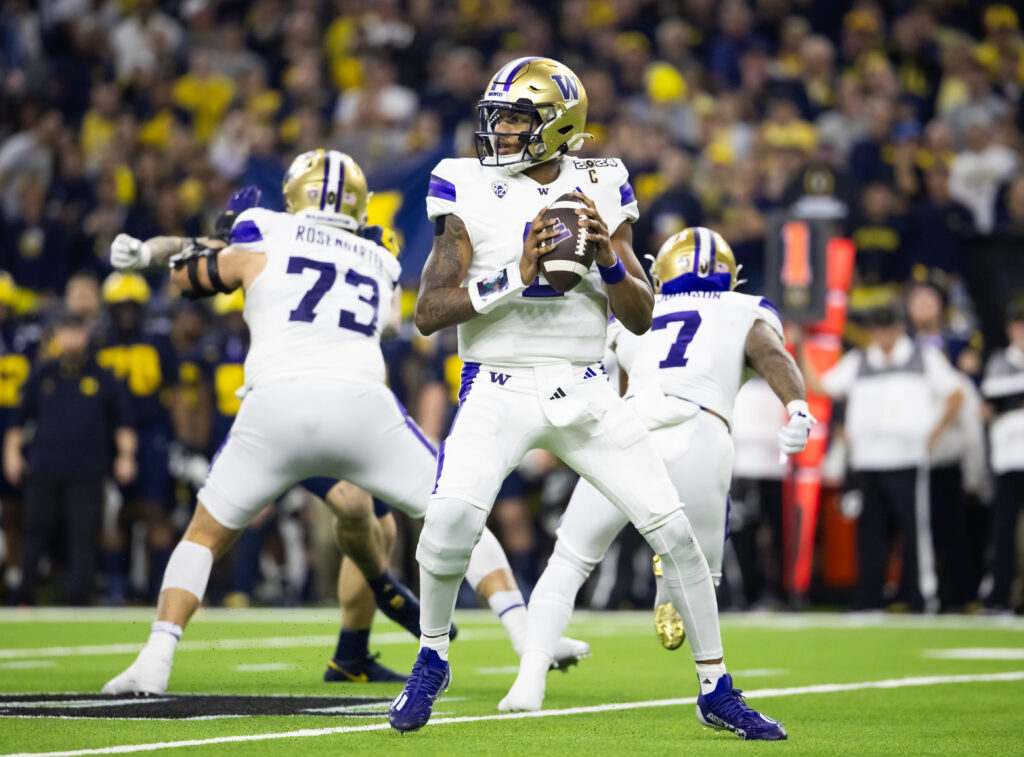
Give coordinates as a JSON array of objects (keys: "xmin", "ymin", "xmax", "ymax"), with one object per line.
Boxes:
[{"xmin": 286, "ymin": 256, "xmax": 380, "ymax": 335}]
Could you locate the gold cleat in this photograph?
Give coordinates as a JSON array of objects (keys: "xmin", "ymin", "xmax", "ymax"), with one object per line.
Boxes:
[{"xmin": 652, "ymin": 555, "xmax": 686, "ymax": 650}]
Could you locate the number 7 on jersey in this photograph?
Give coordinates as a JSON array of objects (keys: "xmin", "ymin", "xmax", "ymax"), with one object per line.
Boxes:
[{"xmin": 652, "ymin": 310, "xmax": 702, "ymax": 368}]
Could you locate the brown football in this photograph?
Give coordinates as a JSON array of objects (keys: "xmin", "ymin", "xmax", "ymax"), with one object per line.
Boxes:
[{"xmin": 538, "ymin": 193, "xmax": 598, "ymax": 293}]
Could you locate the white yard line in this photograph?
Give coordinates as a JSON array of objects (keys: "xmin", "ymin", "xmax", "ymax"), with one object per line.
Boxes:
[
  {"xmin": 2, "ymin": 672, "xmax": 1023, "ymax": 757},
  {"xmin": 923, "ymin": 648, "xmax": 1024, "ymax": 660},
  {"xmin": 3, "ymin": 608, "xmax": 1024, "ymax": 632},
  {"xmin": 0, "ymin": 630, "xmax": 509, "ymax": 660}
]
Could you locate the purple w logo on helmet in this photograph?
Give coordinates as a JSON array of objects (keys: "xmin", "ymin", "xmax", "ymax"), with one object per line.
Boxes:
[{"xmin": 550, "ymin": 74, "xmax": 580, "ymax": 100}]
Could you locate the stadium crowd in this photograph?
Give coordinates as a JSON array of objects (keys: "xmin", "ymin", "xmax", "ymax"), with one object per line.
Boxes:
[{"xmin": 0, "ymin": 0, "xmax": 1023, "ymax": 613}]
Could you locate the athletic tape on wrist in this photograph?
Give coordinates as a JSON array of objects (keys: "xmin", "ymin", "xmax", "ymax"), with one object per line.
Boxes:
[
  {"xmin": 598, "ymin": 256, "xmax": 627, "ymax": 285},
  {"xmin": 786, "ymin": 399, "xmax": 810, "ymax": 417},
  {"xmin": 468, "ymin": 263, "xmax": 525, "ymax": 314}
]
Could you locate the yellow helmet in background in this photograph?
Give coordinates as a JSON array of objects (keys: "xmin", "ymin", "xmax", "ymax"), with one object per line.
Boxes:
[
  {"xmin": 102, "ymin": 271, "xmax": 151, "ymax": 304},
  {"xmin": 282, "ymin": 149, "xmax": 368, "ymax": 231},
  {"xmin": 651, "ymin": 227, "xmax": 739, "ymax": 293},
  {"xmin": 0, "ymin": 271, "xmax": 18, "ymax": 308},
  {"xmin": 475, "ymin": 57, "xmax": 591, "ymax": 174},
  {"xmin": 212, "ymin": 288, "xmax": 244, "ymax": 315}
]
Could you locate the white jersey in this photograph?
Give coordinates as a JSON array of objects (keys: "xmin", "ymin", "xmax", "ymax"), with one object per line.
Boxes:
[
  {"xmin": 228, "ymin": 207, "xmax": 401, "ymax": 390},
  {"xmin": 610, "ymin": 289, "xmax": 784, "ymax": 428},
  {"xmin": 426, "ymin": 156, "xmax": 639, "ymax": 367}
]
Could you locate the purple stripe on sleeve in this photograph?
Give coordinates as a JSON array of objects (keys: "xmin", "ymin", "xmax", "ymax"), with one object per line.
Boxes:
[
  {"xmin": 759, "ymin": 297, "xmax": 782, "ymax": 321},
  {"xmin": 619, "ymin": 182, "xmax": 636, "ymax": 206},
  {"xmin": 427, "ymin": 174, "xmax": 456, "ymax": 202},
  {"xmin": 230, "ymin": 220, "xmax": 262, "ymax": 244}
]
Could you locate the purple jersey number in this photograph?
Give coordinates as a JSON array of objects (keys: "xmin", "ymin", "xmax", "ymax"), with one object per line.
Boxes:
[
  {"xmin": 287, "ymin": 256, "xmax": 380, "ymax": 335},
  {"xmin": 652, "ymin": 310, "xmax": 702, "ymax": 368}
]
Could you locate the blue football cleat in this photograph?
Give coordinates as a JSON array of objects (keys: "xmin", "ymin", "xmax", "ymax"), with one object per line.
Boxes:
[
  {"xmin": 388, "ymin": 648, "xmax": 451, "ymax": 733},
  {"xmin": 696, "ymin": 674, "xmax": 787, "ymax": 740},
  {"xmin": 323, "ymin": 652, "xmax": 408, "ymax": 683}
]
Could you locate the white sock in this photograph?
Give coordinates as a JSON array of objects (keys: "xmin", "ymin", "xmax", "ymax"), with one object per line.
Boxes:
[
  {"xmin": 516, "ymin": 648, "xmax": 551, "ymax": 691},
  {"xmin": 419, "ymin": 566, "xmax": 462, "ymax": 663},
  {"xmin": 523, "ymin": 541, "xmax": 591, "ymax": 660},
  {"xmin": 696, "ymin": 661, "xmax": 727, "ymax": 695},
  {"xmin": 144, "ymin": 621, "xmax": 182, "ymax": 663},
  {"xmin": 420, "ymin": 633, "xmax": 450, "ymax": 661},
  {"xmin": 488, "ymin": 590, "xmax": 527, "ymax": 655}
]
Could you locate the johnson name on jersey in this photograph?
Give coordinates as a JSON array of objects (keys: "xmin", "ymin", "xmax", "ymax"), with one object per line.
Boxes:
[
  {"xmin": 228, "ymin": 207, "xmax": 402, "ymax": 389},
  {"xmin": 611, "ymin": 290, "xmax": 784, "ymax": 428},
  {"xmin": 426, "ymin": 156, "xmax": 639, "ymax": 367}
]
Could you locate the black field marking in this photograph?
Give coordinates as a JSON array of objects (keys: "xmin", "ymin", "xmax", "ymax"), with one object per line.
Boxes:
[{"xmin": 0, "ymin": 694, "xmax": 391, "ymax": 720}]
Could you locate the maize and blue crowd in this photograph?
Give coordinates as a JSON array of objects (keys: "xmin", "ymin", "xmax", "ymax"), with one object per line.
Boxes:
[{"xmin": 1, "ymin": 0, "xmax": 1023, "ymax": 612}]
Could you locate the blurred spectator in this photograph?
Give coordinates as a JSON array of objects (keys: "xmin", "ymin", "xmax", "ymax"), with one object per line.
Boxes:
[
  {"xmin": 995, "ymin": 175, "xmax": 1024, "ymax": 234},
  {"xmin": 980, "ymin": 297, "xmax": 1024, "ymax": 611},
  {"xmin": 5, "ymin": 310, "xmax": 135, "ymax": 605},
  {"xmin": 635, "ymin": 146, "xmax": 702, "ymax": 257},
  {"xmin": 949, "ymin": 111, "xmax": 1018, "ymax": 233},
  {"xmin": 906, "ymin": 274, "xmax": 983, "ymax": 611},
  {"xmin": 0, "ymin": 105, "xmax": 61, "ymax": 222},
  {"xmin": 709, "ymin": 0, "xmax": 765, "ymax": 90},
  {"xmin": 63, "ymin": 270, "xmax": 104, "ymax": 334},
  {"xmin": 2, "ymin": 177, "xmax": 71, "ymax": 300},
  {"xmin": 0, "ymin": 270, "xmax": 38, "ymax": 595},
  {"xmin": 110, "ymin": 0, "xmax": 184, "ymax": 83},
  {"xmin": 848, "ymin": 182, "xmax": 907, "ymax": 287},
  {"xmin": 944, "ymin": 55, "xmax": 1009, "ymax": 148},
  {"xmin": 815, "ymin": 75, "xmax": 867, "ymax": 162},
  {"xmin": 888, "ymin": 6, "xmax": 940, "ymax": 123},
  {"xmin": 173, "ymin": 48, "xmax": 235, "ymax": 145},
  {"xmin": 849, "ymin": 96, "xmax": 895, "ymax": 185},
  {"xmin": 906, "ymin": 164, "xmax": 974, "ymax": 277},
  {"xmin": 94, "ymin": 273, "xmax": 182, "ymax": 602}
]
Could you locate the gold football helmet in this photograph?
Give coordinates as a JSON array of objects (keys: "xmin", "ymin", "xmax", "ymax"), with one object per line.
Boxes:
[
  {"xmin": 282, "ymin": 149, "xmax": 368, "ymax": 231},
  {"xmin": 476, "ymin": 57, "xmax": 592, "ymax": 174},
  {"xmin": 651, "ymin": 227, "xmax": 740, "ymax": 292}
]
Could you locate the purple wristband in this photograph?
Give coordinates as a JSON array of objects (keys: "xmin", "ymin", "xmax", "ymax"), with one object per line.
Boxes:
[{"xmin": 598, "ymin": 256, "xmax": 627, "ymax": 285}]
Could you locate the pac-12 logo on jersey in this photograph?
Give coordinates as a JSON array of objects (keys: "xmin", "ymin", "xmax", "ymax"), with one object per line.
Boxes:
[{"xmin": 492, "ymin": 181, "xmax": 508, "ymax": 198}]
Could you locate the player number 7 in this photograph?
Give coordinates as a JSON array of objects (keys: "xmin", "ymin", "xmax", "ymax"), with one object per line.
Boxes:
[
  {"xmin": 651, "ymin": 310, "xmax": 702, "ymax": 368},
  {"xmin": 286, "ymin": 256, "xmax": 379, "ymax": 336}
]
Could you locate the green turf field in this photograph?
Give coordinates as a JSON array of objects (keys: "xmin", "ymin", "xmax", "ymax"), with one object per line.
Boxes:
[{"xmin": 1, "ymin": 608, "xmax": 1022, "ymax": 756}]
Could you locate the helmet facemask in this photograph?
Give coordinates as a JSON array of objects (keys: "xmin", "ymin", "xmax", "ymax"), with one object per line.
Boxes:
[{"xmin": 476, "ymin": 101, "xmax": 562, "ymax": 174}]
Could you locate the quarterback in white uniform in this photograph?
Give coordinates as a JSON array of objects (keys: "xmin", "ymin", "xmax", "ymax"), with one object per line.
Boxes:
[
  {"xmin": 500, "ymin": 227, "xmax": 815, "ymax": 712},
  {"xmin": 100, "ymin": 150, "xmax": 554, "ymax": 695},
  {"xmin": 389, "ymin": 57, "xmax": 788, "ymax": 741}
]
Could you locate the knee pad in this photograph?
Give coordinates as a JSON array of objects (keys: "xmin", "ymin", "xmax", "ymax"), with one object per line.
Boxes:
[
  {"xmin": 160, "ymin": 540, "xmax": 214, "ymax": 601},
  {"xmin": 416, "ymin": 497, "xmax": 488, "ymax": 577}
]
